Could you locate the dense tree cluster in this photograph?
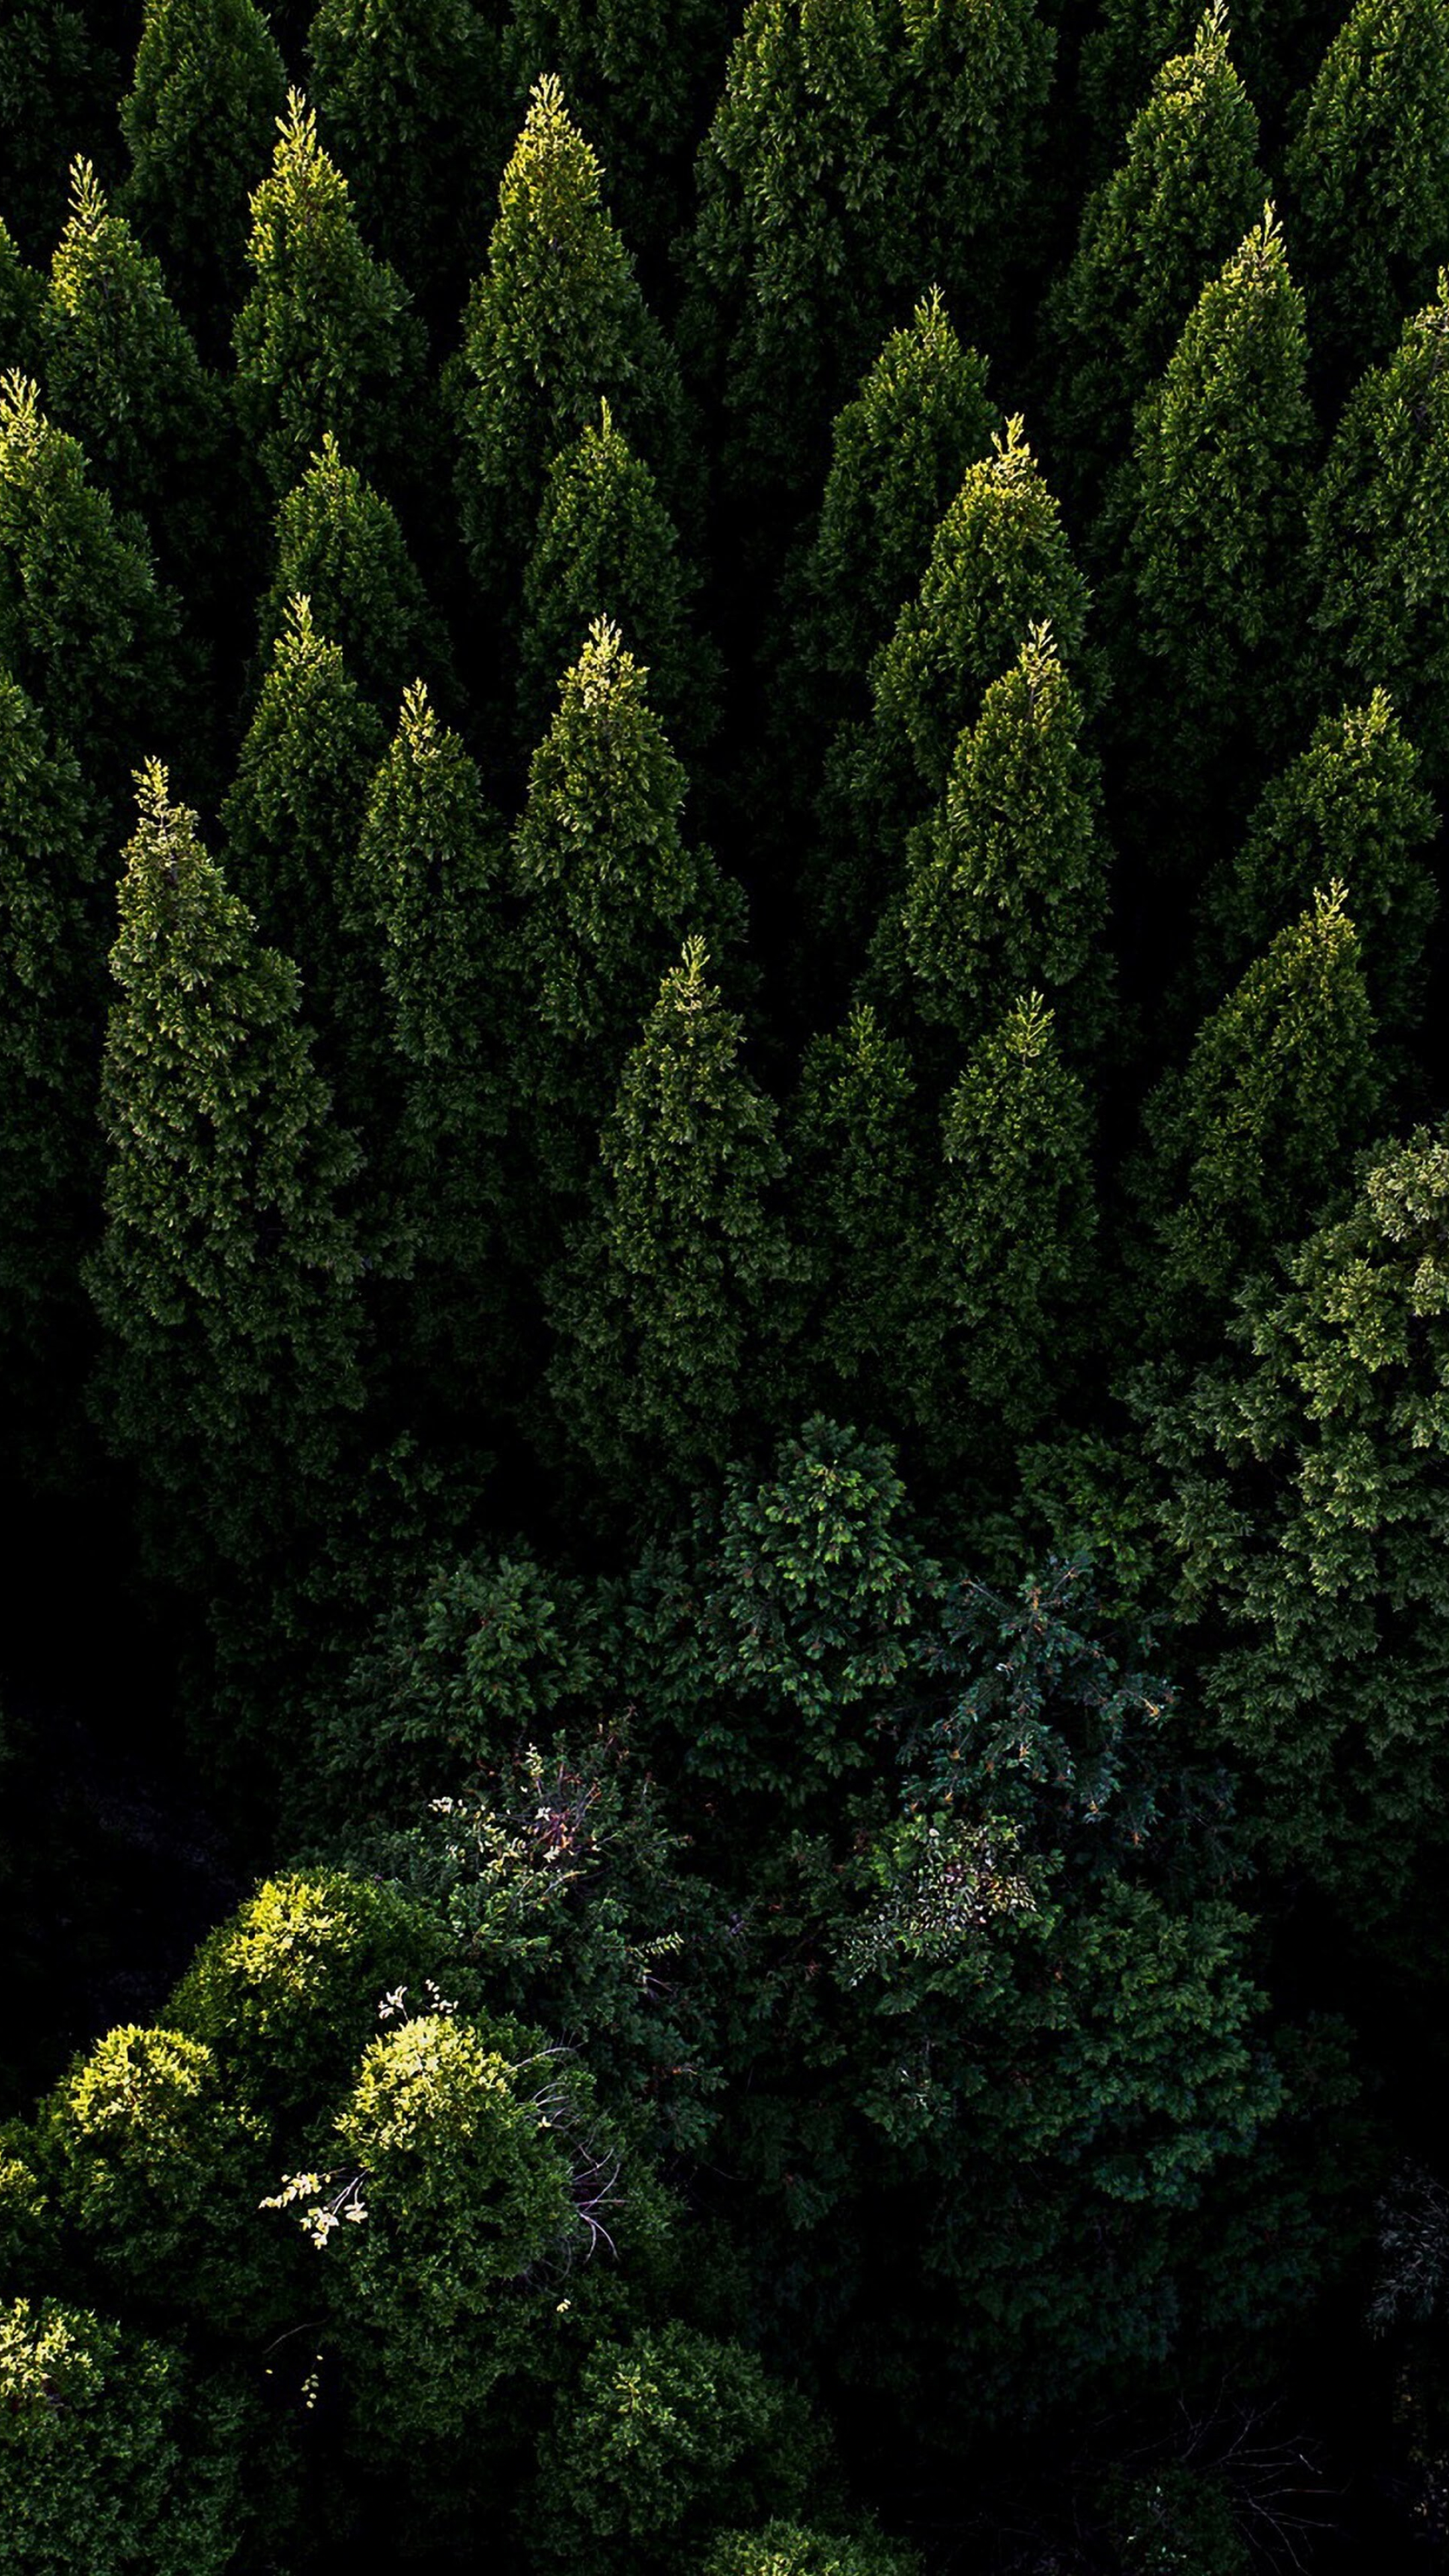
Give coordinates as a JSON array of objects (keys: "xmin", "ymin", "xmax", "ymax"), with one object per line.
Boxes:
[{"xmin": 4, "ymin": 1, "xmax": 1449, "ymax": 2567}]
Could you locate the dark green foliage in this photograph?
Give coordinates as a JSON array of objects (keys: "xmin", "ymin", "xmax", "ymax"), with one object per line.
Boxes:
[
  {"xmin": 454, "ymin": 75, "xmax": 691, "ymax": 598},
  {"xmin": 922, "ymin": 993, "xmax": 1097, "ymax": 1445},
  {"xmin": 888, "ymin": 0, "xmax": 1055, "ymax": 337},
  {"xmin": 87, "ymin": 765, "xmax": 364, "ymax": 1591},
  {"xmin": 1044, "ymin": 3, "xmax": 1266, "ymax": 517},
  {"xmin": 0, "ymin": 222, "xmax": 45, "ymax": 378},
  {"xmin": 512, "ymin": 621, "xmax": 741, "ymax": 1203},
  {"xmin": 546, "ymin": 939, "xmax": 798, "ymax": 1493},
  {"xmin": 684, "ymin": 0, "xmax": 892, "ymax": 499},
  {"xmin": 0, "ymin": 1, "xmax": 115, "ymax": 268},
  {"xmin": 1110, "ymin": 205, "xmax": 1314, "ymax": 792},
  {"xmin": 221, "ymin": 595, "xmax": 387, "ymax": 1080},
  {"xmin": 788, "ymin": 1007, "xmax": 933, "ymax": 1420},
  {"xmin": 1201, "ymin": 691, "xmax": 1440, "ymax": 1035},
  {"xmin": 233, "ymin": 90, "xmax": 422, "ymax": 498},
  {"xmin": 1143, "ymin": 1120, "xmax": 1449, "ymax": 1902},
  {"xmin": 793, "ymin": 288, "xmax": 996, "ymax": 703},
  {"xmin": 527, "ymin": 2320, "xmax": 816, "ymax": 2570},
  {"xmin": 0, "ymin": 2300, "xmax": 244, "ymax": 2576},
  {"xmin": 354, "ymin": 683, "xmax": 513, "ymax": 1405},
  {"xmin": 1284, "ymin": 0, "xmax": 1449, "ymax": 388},
  {"xmin": 889, "ymin": 622, "xmax": 1112, "ymax": 1055},
  {"xmin": 0, "ymin": 675, "xmax": 104, "ymax": 1479},
  {"xmin": 1131, "ymin": 887, "xmax": 1383, "ymax": 1342},
  {"xmin": 519, "ymin": 401, "xmax": 718, "ymax": 760},
  {"xmin": 118, "ymin": 0, "xmax": 286, "ymax": 352},
  {"xmin": 258, "ymin": 432, "xmax": 448, "ymax": 719},
  {"xmin": 1305, "ymin": 274, "xmax": 1449, "ymax": 789},
  {"xmin": 822, "ymin": 415, "xmax": 1090, "ymax": 957},
  {"xmin": 42, "ymin": 160, "xmax": 223, "ymax": 580},
  {"xmin": 0, "ymin": 372, "xmax": 179, "ymax": 802},
  {"xmin": 307, "ymin": 0, "xmax": 503, "ymax": 327},
  {"xmin": 504, "ymin": 0, "xmax": 733, "ymax": 263}
]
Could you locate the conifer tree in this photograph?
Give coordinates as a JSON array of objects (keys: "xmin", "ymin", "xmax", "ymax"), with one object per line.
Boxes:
[
  {"xmin": 517, "ymin": 402, "xmax": 718, "ymax": 761},
  {"xmin": 0, "ymin": 0, "xmax": 115, "ymax": 266},
  {"xmin": 119, "ymin": 0, "xmax": 286, "ymax": 355},
  {"xmin": 87, "ymin": 765, "xmax": 364, "ymax": 1595},
  {"xmin": 1132, "ymin": 885, "xmax": 1381, "ymax": 1342},
  {"xmin": 511, "ymin": 619, "xmax": 743, "ymax": 1203},
  {"xmin": 0, "ymin": 373, "xmax": 180, "ymax": 804},
  {"xmin": 683, "ymin": 0, "xmax": 892, "ymax": 500},
  {"xmin": 1143, "ymin": 1120, "xmax": 1449, "ymax": 1904},
  {"xmin": 354, "ymin": 684, "xmax": 513, "ymax": 1414},
  {"xmin": 504, "ymin": 0, "xmax": 731, "ymax": 265},
  {"xmin": 307, "ymin": 0, "xmax": 502, "ymax": 329},
  {"xmin": 454, "ymin": 76, "xmax": 691, "ymax": 602},
  {"xmin": 44, "ymin": 160, "xmax": 225, "ymax": 583},
  {"xmin": 1, "ymin": 223, "xmax": 45, "ymax": 380},
  {"xmin": 819, "ymin": 418, "xmax": 1090, "ymax": 961},
  {"xmin": 258, "ymin": 433, "xmax": 449, "ymax": 722},
  {"xmin": 1075, "ymin": 0, "xmax": 1297, "ymax": 180},
  {"xmin": 0, "ymin": 674, "xmax": 105, "ymax": 1483},
  {"xmin": 1284, "ymin": 0, "xmax": 1449, "ymax": 390},
  {"xmin": 1043, "ymin": 4, "xmax": 1266, "ymax": 519},
  {"xmin": 233, "ymin": 91, "xmax": 422, "ymax": 498},
  {"xmin": 1202, "ymin": 693, "xmax": 1439, "ymax": 1036},
  {"xmin": 890, "ymin": 625, "xmax": 1112, "ymax": 1057},
  {"xmin": 220, "ymin": 596, "xmax": 387, "ymax": 1099},
  {"xmin": 795, "ymin": 290, "xmax": 996, "ymax": 706},
  {"xmin": 920, "ymin": 993, "xmax": 1096, "ymax": 1448},
  {"xmin": 788, "ymin": 1004, "xmax": 933, "ymax": 1421},
  {"xmin": 888, "ymin": 0, "xmax": 1055, "ymax": 339},
  {"xmin": 1112, "ymin": 207, "xmax": 1314, "ymax": 795},
  {"xmin": 546, "ymin": 938, "xmax": 797, "ymax": 1491},
  {"xmin": 1305, "ymin": 275, "xmax": 1449, "ymax": 790}
]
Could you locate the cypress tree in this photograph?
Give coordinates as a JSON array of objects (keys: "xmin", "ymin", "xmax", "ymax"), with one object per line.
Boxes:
[
  {"xmin": 504, "ymin": 0, "xmax": 732, "ymax": 267},
  {"xmin": 682, "ymin": 0, "xmax": 892, "ymax": 502},
  {"xmin": 220, "ymin": 596, "xmax": 387, "ymax": 1092},
  {"xmin": 545, "ymin": 937, "xmax": 797, "ymax": 1493},
  {"xmin": 1110, "ymin": 206, "xmax": 1314, "ymax": 797},
  {"xmin": 787, "ymin": 1003, "xmax": 933, "ymax": 1421},
  {"xmin": 511, "ymin": 619, "xmax": 743, "ymax": 1202},
  {"xmin": 517, "ymin": 402, "xmax": 718, "ymax": 762},
  {"xmin": 354, "ymin": 683, "xmax": 514, "ymax": 1416},
  {"xmin": 888, "ymin": 0, "xmax": 1055, "ymax": 338},
  {"xmin": 453, "ymin": 76, "xmax": 691, "ymax": 603},
  {"xmin": 1, "ymin": 222, "xmax": 45, "ymax": 379},
  {"xmin": 1075, "ymin": 0, "xmax": 1316, "ymax": 180},
  {"xmin": 0, "ymin": 674, "xmax": 105, "ymax": 1484},
  {"xmin": 1305, "ymin": 275, "xmax": 1449, "ymax": 791},
  {"xmin": 0, "ymin": 0, "xmax": 116, "ymax": 268},
  {"xmin": 87, "ymin": 763, "xmax": 364, "ymax": 1595},
  {"xmin": 43, "ymin": 160, "xmax": 225, "ymax": 584},
  {"xmin": 890, "ymin": 624, "xmax": 1112, "ymax": 1058},
  {"xmin": 1142, "ymin": 1119, "xmax": 1449, "ymax": 1905},
  {"xmin": 0, "ymin": 372, "xmax": 180, "ymax": 806},
  {"xmin": 818, "ymin": 417, "xmax": 1090, "ymax": 963},
  {"xmin": 118, "ymin": 0, "xmax": 286, "ymax": 357},
  {"xmin": 258, "ymin": 432, "xmax": 450, "ymax": 722},
  {"xmin": 307, "ymin": 0, "xmax": 503, "ymax": 331},
  {"xmin": 1284, "ymin": 0, "xmax": 1449, "ymax": 392},
  {"xmin": 233, "ymin": 91, "xmax": 423, "ymax": 499},
  {"xmin": 794, "ymin": 288, "xmax": 996, "ymax": 708},
  {"xmin": 1201, "ymin": 693, "xmax": 1439, "ymax": 1036},
  {"xmin": 1042, "ymin": 3, "xmax": 1266, "ymax": 519},
  {"xmin": 1131, "ymin": 885, "xmax": 1382, "ymax": 1344},
  {"xmin": 921, "ymin": 992, "xmax": 1097, "ymax": 1449}
]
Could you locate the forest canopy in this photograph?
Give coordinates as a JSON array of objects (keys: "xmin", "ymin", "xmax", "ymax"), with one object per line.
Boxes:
[{"xmin": 5, "ymin": 0, "xmax": 1449, "ymax": 2567}]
